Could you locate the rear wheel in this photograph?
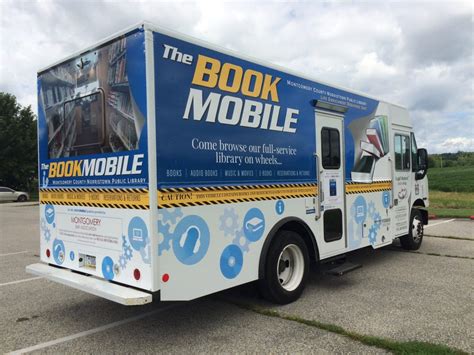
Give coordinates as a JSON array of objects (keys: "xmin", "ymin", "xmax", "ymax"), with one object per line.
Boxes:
[
  {"xmin": 17, "ymin": 195, "xmax": 27, "ymax": 202},
  {"xmin": 400, "ymin": 209, "xmax": 424, "ymax": 250},
  {"xmin": 259, "ymin": 230, "xmax": 309, "ymax": 304}
]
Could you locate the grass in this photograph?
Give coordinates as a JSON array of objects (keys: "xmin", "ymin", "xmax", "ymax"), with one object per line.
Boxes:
[
  {"xmin": 428, "ymin": 190, "xmax": 474, "ymax": 218},
  {"xmin": 427, "ymin": 166, "xmax": 474, "ymax": 217},
  {"xmin": 428, "ymin": 166, "xmax": 474, "ymax": 192},
  {"xmin": 231, "ymin": 301, "xmax": 466, "ymax": 354}
]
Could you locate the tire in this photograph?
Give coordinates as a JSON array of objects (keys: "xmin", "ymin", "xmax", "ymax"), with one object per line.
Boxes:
[
  {"xmin": 259, "ymin": 230, "xmax": 309, "ymax": 304},
  {"xmin": 400, "ymin": 208, "xmax": 424, "ymax": 250},
  {"xmin": 17, "ymin": 195, "xmax": 27, "ymax": 202}
]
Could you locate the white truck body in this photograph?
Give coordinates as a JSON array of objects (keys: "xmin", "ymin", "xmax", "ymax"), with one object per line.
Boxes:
[{"xmin": 28, "ymin": 22, "xmax": 429, "ymax": 305}]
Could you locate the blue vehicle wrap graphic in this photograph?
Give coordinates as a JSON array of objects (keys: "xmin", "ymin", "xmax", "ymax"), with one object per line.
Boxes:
[
  {"xmin": 153, "ymin": 32, "xmax": 379, "ymax": 187},
  {"xmin": 37, "ymin": 29, "xmax": 148, "ymax": 188}
]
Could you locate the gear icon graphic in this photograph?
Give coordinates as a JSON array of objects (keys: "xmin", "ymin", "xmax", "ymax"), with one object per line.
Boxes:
[
  {"xmin": 123, "ymin": 243, "xmax": 133, "ymax": 260},
  {"xmin": 373, "ymin": 212, "xmax": 382, "ymax": 229},
  {"xmin": 368, "ymin": 225, "xmax": 377, "ymax": 245},
  {"xmin": 219, "ymin": 208, "xmax": 238, "ymax": 237},
  {"xmin": 40, "ymin": 218, "xmax": 46, "ymax": 231},
  {"xmin": 368, "ymin": 202, "xmax": 376, "ymax": 218},
  {"xmin": 161, "ymin": 208, "xmax": 183, "ymax": 225},
  {"xmin": 158, "ymin": 220, "xmax": 174, "ymax": 256},
  {"xmin": 232, "ymin": 228, "xmax": 250, "ymax": 253},
  {"xmin": 44, "ymin": 228, "xmax": 51, "ymax": 242},
  {"xmin": 119, "ymin": 254, "xmax": 127, "ymax": 269}
]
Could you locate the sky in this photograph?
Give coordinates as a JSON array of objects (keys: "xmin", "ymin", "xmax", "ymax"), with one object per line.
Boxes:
[{"xmin": 0, "ymin": 0, "xmax": 472, "ymax": 153}]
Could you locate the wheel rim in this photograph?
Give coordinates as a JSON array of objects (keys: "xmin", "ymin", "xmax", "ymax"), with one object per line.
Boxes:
[
  {"xmin": 277, "ymin": 244, "xmax": 304, "ymax": 292},
  {"xmin": 412, "ymin": 216, "xmax": 423, "ymax": 243}
]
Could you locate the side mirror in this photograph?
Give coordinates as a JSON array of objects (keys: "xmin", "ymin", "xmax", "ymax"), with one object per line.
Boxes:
[{"xmin": 415, "ymin": 148, "xmax": 428, "ymax": 180}]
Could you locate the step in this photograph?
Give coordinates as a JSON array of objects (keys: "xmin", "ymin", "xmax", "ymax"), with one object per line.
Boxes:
[
  {"xmin": 324, "ymin": 262, "xmax": 362, "ymax": 276},
  {"xmin": 26, "ymin": 263, "xmax": 152, "ymax": 306},
  {"xmin": 321, "ymin": 254, "xmax": 347, "ymax": 264}
]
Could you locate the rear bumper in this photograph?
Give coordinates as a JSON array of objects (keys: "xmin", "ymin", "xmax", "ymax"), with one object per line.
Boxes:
[{"xmin": 26, "ymin": 263, "xmax": 152, "ymax": 306}]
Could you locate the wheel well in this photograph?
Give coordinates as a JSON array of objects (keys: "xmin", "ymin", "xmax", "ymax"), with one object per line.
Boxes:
[
  {"xmin": 413, "ymin": 198, "xmax": 425, "ymax": 208},
  {"xmin": 258, "ymin": 217, "xmax": 319, "ymax": 279},
  {"xmin": 412, "ymin": 199, "xmax": 428, "ymax": 225}
]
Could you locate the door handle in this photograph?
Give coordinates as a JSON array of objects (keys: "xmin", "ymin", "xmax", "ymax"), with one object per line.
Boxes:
[{"xmin": 314, "ymin": 154, "xmax": 321, "ymax": 220}]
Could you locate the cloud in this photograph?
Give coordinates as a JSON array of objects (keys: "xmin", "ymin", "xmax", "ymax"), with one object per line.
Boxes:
[
  {"xmin": 440, "ymin": 137, "xmax": 474, "ymax": 153},
  {"xmin": 0, "ymin": 0, "xmax": 472, "ymax": 153}
]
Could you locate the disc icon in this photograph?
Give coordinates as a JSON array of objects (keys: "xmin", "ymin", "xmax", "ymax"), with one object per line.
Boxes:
[{"xmin": 220, "ymin": 244, "xmax": 243, "ymax": 279}]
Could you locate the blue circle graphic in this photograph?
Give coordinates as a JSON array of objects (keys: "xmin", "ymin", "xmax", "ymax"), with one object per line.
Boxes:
[
  {"xmin": 352, "ymin": 196, "xmax": 367, "ymax": 225},
  {"xmin": 172, "ymin": 215, "xmax": 210, "ymax": 265},
  {"xmin": 275, "ymin": 200, "xmax": 285, "ymax": 215},
  {"xmin": 382, "ymin": 191, "xmax": 391, "ymax": 208},
  {"xmin": 243, "ymin": 208, "xmax": 265, "ymax": 242},
  {"xmin": 52, "ymin": 239, "xmax": 65, "ymax": 265},
  {"xmin": 220, "ymin": 244, "xmax": 243, "ymax": 279},
  {"xmin": 45, "ymin": 204, "xmax": 55, "ymax": 224},
  {"xmin": 128, "ymin": 217, "xmax": 149, "ymax": 251},
  {"xmin": 102, "ymin": 256, "xmax": 114, "ymax": 280},
  {"xmin": 69, "ymin": 251, "xmax": 75, "ymax": 261}
]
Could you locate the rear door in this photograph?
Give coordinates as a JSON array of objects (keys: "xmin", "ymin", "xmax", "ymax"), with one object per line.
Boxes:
[
  {"xmin": 316, "ymin": 109, "xmax": 346, "ymax": 255},
  {"xmin": 37, "ymin": 29, "xmax": 153, "ymax": 291}
]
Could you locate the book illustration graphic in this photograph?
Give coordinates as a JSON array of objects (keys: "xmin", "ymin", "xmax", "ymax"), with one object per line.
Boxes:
[
  {"xmin": 366, "ymin": 128, "xmax": 384, "ymax": 156},
  {"xmin": 351, "ymin": 153, "xmax": 375, "ymax": 182},
  {"xmin": 370, "ymin": 115, "xmax": 389, "ymax": 155},
  {"xmin": 245, "ymin": 217, "xmax": 264, "ymax": 233},
  {"xmin": 360, "ymin": 141, "xmax": 381, "ymax": 158},
  {"xmin": 351, "ymin": 115, "xmax": 389, "ymax": 182}
]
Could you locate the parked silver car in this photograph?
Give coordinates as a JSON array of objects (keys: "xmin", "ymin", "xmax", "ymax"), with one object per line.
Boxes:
[{"xmin": 0, "ymin": 187, "xmax": 29, "ymax": 202}]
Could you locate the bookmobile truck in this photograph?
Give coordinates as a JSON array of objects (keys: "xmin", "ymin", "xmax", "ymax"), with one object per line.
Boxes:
[{"xmin": 27, "ymin": 22, "xmax": 429, "ymax": 305}]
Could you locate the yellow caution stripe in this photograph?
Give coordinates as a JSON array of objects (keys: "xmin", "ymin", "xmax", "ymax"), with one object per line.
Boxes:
[
  {"xmin": 346, "ymin": 180, "xmax": 392, "ymax": 194},
  {"xmin": 39, "ymin": 188, "xmax": 149, "ymax": 210},
  {"xmin": 158, "ymin": 183, "xmax": 318, "ymax": 209}
]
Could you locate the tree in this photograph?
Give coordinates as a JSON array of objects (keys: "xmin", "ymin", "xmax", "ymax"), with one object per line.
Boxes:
[{"xmin": 0, "ymin": 92, "xmax": 37, "ymax": 191}]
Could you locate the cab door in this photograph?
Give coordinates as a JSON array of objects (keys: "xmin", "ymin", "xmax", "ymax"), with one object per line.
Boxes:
[
  {"xmin": 392, "ymin": 130, "xmax": 412, "ymax": 236},
  {"xmin": 315, "ymin": 109, "xmax": 346, "ymax": 256}
]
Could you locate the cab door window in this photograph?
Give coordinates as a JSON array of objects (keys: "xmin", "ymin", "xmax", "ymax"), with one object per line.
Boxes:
[
  {"xmin": 411, "ymin": 133, "xmax": 419, "ymax": 172},
  {"xmin": 394, "ymin": 134, "xmax": 410, "ymax": 171}
]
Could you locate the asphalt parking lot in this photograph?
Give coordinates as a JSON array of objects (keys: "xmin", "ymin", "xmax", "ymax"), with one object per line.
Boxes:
[{"xmin": 1, "ymin": 203, "xmax": 472, "ymax": 354}]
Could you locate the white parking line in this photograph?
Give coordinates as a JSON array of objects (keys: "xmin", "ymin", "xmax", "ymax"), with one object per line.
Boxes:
[
  {"xmin": 0, "ymin": 251, "xmax": 29, "ymax": 257},
  {"xmin": 425, "ymin": 219, "xmax": 455, "ymax": 229},
  {"xmin": 7, "ymin": 304, "xmax": 177, "ymax": 354},
  {"xmin": 0, "ymin": 277, "xmax": 42, "ymax": 287}
]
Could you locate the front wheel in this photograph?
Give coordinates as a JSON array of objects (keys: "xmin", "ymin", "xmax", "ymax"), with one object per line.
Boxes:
[
  {"xmin": 400, "ymin": 209, "xmax": 424, "ymax": 250},
  {"xmin": 17, "ymin": 195, "xmax": 27, "ymax": 202},
  {"xmin": 259, "ymin": 230, "xmax": 309, "ymax": 304}
]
